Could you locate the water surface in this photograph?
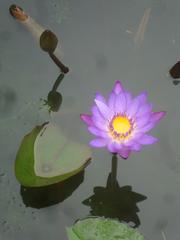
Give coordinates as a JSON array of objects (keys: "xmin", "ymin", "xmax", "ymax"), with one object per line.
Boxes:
[{"xmin": 0, "ymin": 0, "xmax": 180, "ymax": 239}]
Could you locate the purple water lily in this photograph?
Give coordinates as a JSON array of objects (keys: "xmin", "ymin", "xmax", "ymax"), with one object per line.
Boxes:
[{"xmin": 80, "ymin": 81, "xmax": 166, "ymax": 159}]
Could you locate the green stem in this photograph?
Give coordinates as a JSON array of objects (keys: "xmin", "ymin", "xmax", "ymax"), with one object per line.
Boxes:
[
  {"xmin": 48, "ymin": 52, "xmax": 69, "ymax": 74},
  {"xmin": 52, "ymin": 73, "xmax": 65, "ymax": 91},
  {"xmin": 111, "ymin": 154, "xmax": 118, "ymax": 187}
]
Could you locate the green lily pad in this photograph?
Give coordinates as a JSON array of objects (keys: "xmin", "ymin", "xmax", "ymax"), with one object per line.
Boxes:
[
  {"xmin": 66, "ymin": 218, "xmax": 144, "ymax": 240},
  {"xmin": 15, "ymin": 123, "xmax": 91, "ymax": 187}
]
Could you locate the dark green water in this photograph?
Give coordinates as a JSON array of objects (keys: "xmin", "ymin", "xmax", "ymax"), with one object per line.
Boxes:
[{"xmin": 0, "ymin": 0, "xmax": 180, "ymax": 239}]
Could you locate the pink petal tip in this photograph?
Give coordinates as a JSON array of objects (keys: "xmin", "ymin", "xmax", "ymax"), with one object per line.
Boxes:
[
  {"xmin": 151, "ymin": 111, "xmax": 166, "ymax": 123},
  {"xmin": 80, "ymin": 114, "xmax": 93, "ymax": 126},
  {"xmin": 113, "ymin": 80, "xmax": 124, "ymax": 94}
]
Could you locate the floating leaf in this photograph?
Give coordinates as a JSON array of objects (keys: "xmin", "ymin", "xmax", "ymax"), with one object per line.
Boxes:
[
  {"xmin": 67, "ymin": 218, "xmax": 144, "ymax": 240},
  {"xmin": 67, "ymin": 228, "xmax": 81, "ymax": 240},
  {"xmin": 34, "ymin": 123, "xmax": 91, "ymax": 177},
  {"xmin": 15, "ymin": 123, "xmax": 91, "ymax": 187}
]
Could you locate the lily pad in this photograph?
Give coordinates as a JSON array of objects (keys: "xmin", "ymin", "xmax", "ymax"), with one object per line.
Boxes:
[
  {"xmin": 34, "ymin": 123, "xmax": 91, "ymax": 177},
  {"xmin": 66, "ymin": 218, "xmax": 144, "ymax": 240},
  {"xmin": 15, "ymin": 123, "xmax": 91, "ymax": 187}
]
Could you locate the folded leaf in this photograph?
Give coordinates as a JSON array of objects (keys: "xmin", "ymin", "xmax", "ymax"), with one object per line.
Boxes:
[{"xmin": 15, "ymin": 123, "xmax": 91, "ymax": 187}]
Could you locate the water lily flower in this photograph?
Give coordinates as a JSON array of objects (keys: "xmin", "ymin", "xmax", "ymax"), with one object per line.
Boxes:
[{"xmin": 80, "ymin": 81, "xmax": 166, "ymax": 159}]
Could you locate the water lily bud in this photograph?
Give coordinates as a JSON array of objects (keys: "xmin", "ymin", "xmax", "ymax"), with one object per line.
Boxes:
[{"xmin": 40, "ymin": 30, "xmax": 58, "ymax": 53}]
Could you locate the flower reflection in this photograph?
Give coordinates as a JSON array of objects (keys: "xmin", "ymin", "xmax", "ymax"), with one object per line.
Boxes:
[
  {"xmin": 82, "ymin": 155, "xmax": 147, "ymax": 227},
  {"xmin": 81, "ymin": 81, "xmax": 166, "ymax": 159}
]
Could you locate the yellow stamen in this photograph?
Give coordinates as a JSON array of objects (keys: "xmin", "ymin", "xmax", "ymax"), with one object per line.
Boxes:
[{"xmin": 112, "ymin": 116, "xmax": 131, "ymax": 134}]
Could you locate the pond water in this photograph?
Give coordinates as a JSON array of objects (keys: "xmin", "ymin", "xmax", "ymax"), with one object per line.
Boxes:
[{"xmin": 0, "ymin": 0, "xmax": 180, "ymax": 239}]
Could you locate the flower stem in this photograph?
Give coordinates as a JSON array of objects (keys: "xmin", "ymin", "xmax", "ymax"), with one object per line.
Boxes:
[
  {"xmin": 48, "ymin": 52, "xmax": 69, "ymax": 74},
  {"xmin": 52, "ymin": 73, "xmax": 65, "ymax": 92},
  {"xmin": 111, "ymin": 154, "xmax": 118, "ymax": 187}
]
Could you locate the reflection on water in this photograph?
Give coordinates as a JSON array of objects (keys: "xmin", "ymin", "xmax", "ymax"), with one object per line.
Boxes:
[
  {"xmin": 0, "ymin": 30, "xmax": 11, "ymax": 43},
  {"xmin": 21, "ymin": 170, "xmax": 84, "ymax": 209},
  {"xmin": 95, "ymin": 53, "xmax": 108, "ymax": 72},
  {"xmin": 134, "ymin": 8, "xmax": 151, "ymax": 46},
  {"xmin": 1, "ymin": 0, "xmax": 180, "ymax": 239},
  {"xmin": 36, "ymin": 0, "xmax": 70, "ymax": 24},
  {"xmin": 0, "ymin": 86, "xmax": 17, "ymax": 117},
  {"xmin": 83, "ymin": 155, "xmax": 147, "ymax": 228},
  {"xmin": 42, "ymin": 73, "xmax": 64, "ymax": 113}
]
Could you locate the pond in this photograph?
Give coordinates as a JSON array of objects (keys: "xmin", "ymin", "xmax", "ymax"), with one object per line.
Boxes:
[{"xmin": 0, "ymin": 0, "xmax": 180, "ymax": 239}]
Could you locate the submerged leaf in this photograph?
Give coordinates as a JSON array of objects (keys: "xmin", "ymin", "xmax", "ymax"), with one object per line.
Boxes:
[
  {"xmin": 67, "ymin": 218, "xmax": 144, "ymax": 240},
  {"xmin": 15, "ymin": 123, "xmax": 91, "ymax": 187}
]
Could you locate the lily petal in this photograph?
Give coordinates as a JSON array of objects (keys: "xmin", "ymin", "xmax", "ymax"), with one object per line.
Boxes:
[
  {"xmin": 95, "ymin": 92, "xmax": 106, "ymax": 104},
  {"xmin": 91, "ymin": 106, "xmax": 106, "ymax": 121},
  {"xmin": 92, "ymin": 115, "xmax": 108, "ymax": 131},
  {"xmin": 95, "ymin": 99, "xmax": 114, "ymax": 120},
  {"xmin": 127, "ymin": 98, "xmax": 140, "ymax": 118},
  {"xmin": 137, "ymin": 134, "xmax": 158, "ymax": 145},
  {"xmin": 113, "ymin": 80, "xmax": 124, "ymax": 94},
  {"xmin": 90, "ymin": 138, "xmax": 107, "ymax": 147},
  {"xmin": 124, "ymin": 91, "xmax": 133, "ymax": 111},
  {"xmin": 80, "ymin": 114, "xmax": 93, "ymax": 126},
  {"xmin": 136, "ymin": 114, "xmax": 151, "ymax": 128},
  {"xmin": 88, "ymin": 126, "xmax": 107, "ymax": 138},
  {"xmin": 136, "ymin": 103, "xmax": 152, "ymax": 117},
  {"xmin": 151, "ymin": 111, "xmax": 166, "ymax": 123},
  {"xmin": 114, "ymin": 93, "xmax": 126, "ymax": 114},
  {"xmin": 131, "ymin": 143, "xmax": 142, "ymax": 151},
  {"xmin": 107, "ymin": 142, "xmax": 117, "ymax": 153},
  {"xmin": 118, "ymin": 148, "xmax": 131, "ymax": 159},
  {"xmin": 136, "ymin": 91, "xmax": 148, "ymax": 104},
  {"xmin": 108, "ymin": 92, "xmax": 116, "ymax": 110},
  {"xmin": 140, "ymin": 122, "xmax": 155, "ymax": 133}
]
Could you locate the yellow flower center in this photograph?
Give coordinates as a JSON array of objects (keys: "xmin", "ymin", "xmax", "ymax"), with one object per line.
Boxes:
[
  {"xmin": 109, "ymin": 115, "xmax": 133, "ymax": 142},
  {"xmin": 112, "ymin": 116, "xmax": 131, "ymax": 134}
]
